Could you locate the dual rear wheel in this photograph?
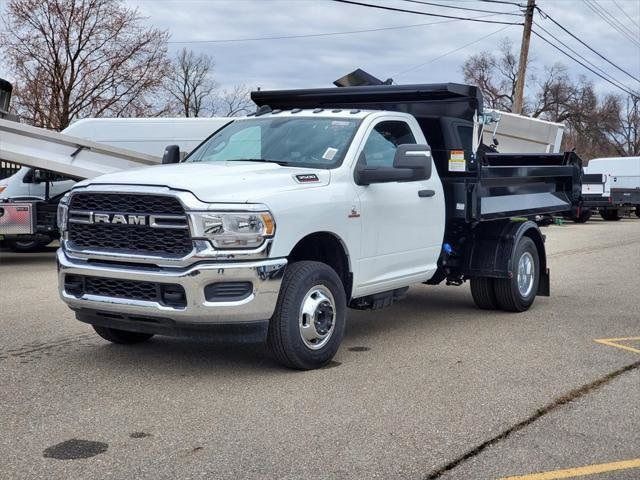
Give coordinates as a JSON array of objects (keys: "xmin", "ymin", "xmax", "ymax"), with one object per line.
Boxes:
[{"xmin": 470, "ymin": 236, "xmax": 540, "ymax": 312}]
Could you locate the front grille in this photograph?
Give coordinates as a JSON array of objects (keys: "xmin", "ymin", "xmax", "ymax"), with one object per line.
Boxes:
[
  {"xmin": 65, "ymin": 274, "xmax": 187, "ymax": 308},
  {"xmin": 69, "ymin": 193, "xmax": 184, "ymax": 215},
  {"xmin": 67, "ymin": 193, "xmax": 192, "ymax": 257}
]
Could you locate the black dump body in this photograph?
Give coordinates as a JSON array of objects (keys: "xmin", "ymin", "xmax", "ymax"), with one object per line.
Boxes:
[{"xmin": 252, "ymin": 83, "xmax": 582, "ymax": 224}]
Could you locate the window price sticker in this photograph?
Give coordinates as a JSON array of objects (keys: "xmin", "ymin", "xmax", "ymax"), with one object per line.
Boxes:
[{"xmin": 448, "ymin": 150, "xmax": 466, "ymax": 172}]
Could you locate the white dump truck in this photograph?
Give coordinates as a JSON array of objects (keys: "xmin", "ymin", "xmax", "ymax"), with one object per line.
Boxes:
[{"xmin": 54, "ymin": 82, "xmax": 582, "ymax": 369}]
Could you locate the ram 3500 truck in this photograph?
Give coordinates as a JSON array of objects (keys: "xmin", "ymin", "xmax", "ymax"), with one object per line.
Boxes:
[{"xmin": 56, "ymin": 83, "xmax": 581, "ymax": 369}]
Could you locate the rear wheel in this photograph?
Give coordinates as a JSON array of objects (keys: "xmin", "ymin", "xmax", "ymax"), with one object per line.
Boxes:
[
  {"xmin": 600, "ymin": 209, "xmax": 621, "ymax": 221},
  {"xmin": 635, "ymin": 206, "xmax": 640, "ymax": 218},
  {"xmin": 573, "ymin": 209, "xmax": 591, "ymax": 223},
  {"xmin": 267, "ymin": 261, "xmax": 346, "ymax": 370},
  {"xmin": 93, "ymin": 326, "xmax": 154, "ymax": 344},
  {"xmin": 494, "ymin": 237, "xmax": 540, "ymax": 312},
  {"xmin": 470, "ymin": 277, "xmax": 498, "ymax": 310}
]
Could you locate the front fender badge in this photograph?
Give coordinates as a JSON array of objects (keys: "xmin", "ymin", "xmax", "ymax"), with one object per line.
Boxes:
[{"xmin": 294, "ymin": 174, "xmax": 319, "ymax": 183}]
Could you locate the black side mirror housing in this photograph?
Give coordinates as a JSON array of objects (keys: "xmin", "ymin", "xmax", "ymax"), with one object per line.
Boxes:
[
  {"xmin": 354, "ymin": 151, "xmax": 417, "ymax": 186},
  {"xmin": 393, "ymin": 144, "xmax": 432, "ymax": 180},
  {"xmin": 162, "ymin": 145, "xmax": 181, "ymax": 164},
  {"xmin": 31, "ymin": 169, "xmax": 43, "ymax": 184}
]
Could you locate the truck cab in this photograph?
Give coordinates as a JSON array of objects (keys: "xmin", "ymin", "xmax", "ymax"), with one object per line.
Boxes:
[{"xmin": 56, "ymin": 83, "xmax": 581, "ymax": 369}]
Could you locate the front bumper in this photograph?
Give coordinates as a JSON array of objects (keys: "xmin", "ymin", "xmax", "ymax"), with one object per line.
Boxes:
[{"xmin": 57, "ymin": 249, "xmax": 287, "ymax": 327}]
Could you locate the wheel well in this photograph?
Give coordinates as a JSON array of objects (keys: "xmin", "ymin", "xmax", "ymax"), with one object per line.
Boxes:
[{"xmin": 288, "ymin": 232, "xmax": 352, "ymax": 298}]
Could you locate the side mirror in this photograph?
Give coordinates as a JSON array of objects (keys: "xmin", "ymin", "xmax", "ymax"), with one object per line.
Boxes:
[
  {"xmin": 162, "ymin": 145, "xmax": 180, "ymax": 164},
  {"xmin": 355, "ymin": 152, "xmax": 416, "ymax": 186},
  {"xmin": 32, "ymin": 169, "xmax": 43, "ymax": 184},
  {"xmin": 393, "ymin": 144, "xmax": 432, "ymax": 180}
]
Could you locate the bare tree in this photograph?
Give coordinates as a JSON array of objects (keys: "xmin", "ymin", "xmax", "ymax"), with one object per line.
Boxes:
[
  {"xmin": 463, "ymin": 38, "xmax": 639, "ymax": 159},
  {"xmin": 166, "ymin": 48, "xmax": 216, "ymax": 117},
  {"xmin": 462, "ymin": 38, "xmax": 521, "ymax": 112},
  {"xmin": 607, "ymin": 95, "xmax": 640, "ymax": 156},
  {"xmin": 1, "ymin": 0, "xmax": 170, "ymax": 130},
  {"xmin": 213, "ymin": 84, "xmax": 254, "ymax": 117}
]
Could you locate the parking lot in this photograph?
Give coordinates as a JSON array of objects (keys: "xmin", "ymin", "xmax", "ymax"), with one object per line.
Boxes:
[{"xmin": 1, "ymin": 217, "xmax": 639, "ymax": 479}]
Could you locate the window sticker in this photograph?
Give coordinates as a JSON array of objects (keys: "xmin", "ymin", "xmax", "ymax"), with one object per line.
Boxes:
[
  {"xmin": 448, "ymin": 150, "xmax": 466, "ymax": 172},
  {"xmin": 322, "ymin": 147, "xmax": 338, "ymax": 161}
]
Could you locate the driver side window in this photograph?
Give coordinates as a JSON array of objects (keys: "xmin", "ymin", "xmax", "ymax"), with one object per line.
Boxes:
[{"xmin": 362, "ymin": 121, "xmax": 416, "ymax": 168}]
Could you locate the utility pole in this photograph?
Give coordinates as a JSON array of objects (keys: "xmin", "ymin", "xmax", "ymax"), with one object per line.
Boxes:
[{"xmin": 513, "ymin": 0, "xmax": 535, "ymax": 114}]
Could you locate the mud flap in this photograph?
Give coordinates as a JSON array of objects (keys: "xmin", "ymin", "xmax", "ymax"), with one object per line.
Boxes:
[{"xmin": 538, "ymin": 268, "xmax": 550, "ymax": 296}]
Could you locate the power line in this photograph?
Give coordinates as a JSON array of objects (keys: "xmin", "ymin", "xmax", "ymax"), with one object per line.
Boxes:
[
  {"xmin": 534, "ymin": 22, "xmax": 636, "ymax": 95},
  {"xmin": 478, "ymin": 0, "xmax": 524, "ymax": 6},
  {"xmin": 612, "ymin": 0, "xmax": 640, "ymax": 29},
  {"xmin": 583, "ymin": 0, "xmax": 640, "ymax": 47},
  {"xmin": 532, "ymin": 29, "xmax": 638, "ymax": 97},
  {"xmin": 589, "ymin": 0, "xmax": 640, "ymax": 40},
  {"xmin": 167, "ymin": 15, "xmax": 496, "ymax": 44},
  {"xmin": 330, "ymin": 0, "xmax": 524, "ymax": 25},
  {"xmin": 393, "ymin": 24, "xmax": 513, "ymax": 77},
  {"xmin": 399, "ymin": 0, "xmax": 522, "ymax": 16},
  {"xmin": 536, "ymin": 6, "xmax": 640, "ymax": 84}
]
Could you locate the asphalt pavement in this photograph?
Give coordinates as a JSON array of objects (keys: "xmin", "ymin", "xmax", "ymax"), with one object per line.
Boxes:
[{"xmin": 1, "ymin": 217, "xmax": 639, "ymax": 480}]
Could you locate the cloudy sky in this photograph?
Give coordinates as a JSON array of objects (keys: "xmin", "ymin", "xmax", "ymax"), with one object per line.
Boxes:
[{"xmin": 125, "ymin": 0, "xmax": 640, "ymax": 97}]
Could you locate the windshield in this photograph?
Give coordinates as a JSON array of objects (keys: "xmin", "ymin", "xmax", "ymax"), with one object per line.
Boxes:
[{"xmin": 185, "ymin": 116, "xmax": 360, "ymax": 168}]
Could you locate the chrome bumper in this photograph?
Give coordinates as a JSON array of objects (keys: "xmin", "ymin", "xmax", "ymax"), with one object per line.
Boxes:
[{"xmin": 57, "ymin": 249, "xmax": 286, "ymax": 324}]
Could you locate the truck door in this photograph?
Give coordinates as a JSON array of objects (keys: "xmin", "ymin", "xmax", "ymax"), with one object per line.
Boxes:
[{"xmin": 354, "ymin": 118, "xmax": 445, "ymax": 296}]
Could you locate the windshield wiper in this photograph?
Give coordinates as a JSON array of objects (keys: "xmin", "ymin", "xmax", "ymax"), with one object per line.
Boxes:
[{"xmin": 227, "ymin": 158, "xmax": 291, "ymax": 166}]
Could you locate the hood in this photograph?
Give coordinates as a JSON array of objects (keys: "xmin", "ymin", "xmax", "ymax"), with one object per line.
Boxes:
[{"xmin": 81, "ymin": 161, "xmax": 330, "ymax": 203}]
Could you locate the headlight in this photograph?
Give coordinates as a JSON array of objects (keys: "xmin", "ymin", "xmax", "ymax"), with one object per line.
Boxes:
[
  {"xmin": 57, "ymin": 192, "xmax": 71, "ymax": 231},
  {"xmin": 0, "ymin": 185, "xmax": 6, "ymax": 195},
  {"xmin": 191, "ymin": 211, "xmax": 275, "ymax": 249}
]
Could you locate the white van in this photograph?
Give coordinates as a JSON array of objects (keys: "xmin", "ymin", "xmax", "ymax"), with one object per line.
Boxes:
[
  {"xmin": 584, "ymin": 156, "xmax": 640, "ymax": 220},
  {"xmin": 0, "ymin": 117, "xmax": 230, "ymax": 200},
  {"xmin": 584, "ymin": 156, "xmax": 640, "ymax": 197}
]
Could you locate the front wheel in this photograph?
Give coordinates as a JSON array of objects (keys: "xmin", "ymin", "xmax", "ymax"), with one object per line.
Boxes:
[
  {"xmin": 493, "ymin": 236, "xmax": 540, "ymax": 312},
  {"xmin": 635, "ymin": 206, "xmax": 640, "ymax": 218},
  {"xmin": 267, "ymin": 261, "xmax": 346, "ymax": 370},
  {"xmin": 93, "ymin": 326, "xmax": 154, "ymax": 344},
  {"xmin": 6, "ymin": 235, "xmax": 52, "ymax": 252}
]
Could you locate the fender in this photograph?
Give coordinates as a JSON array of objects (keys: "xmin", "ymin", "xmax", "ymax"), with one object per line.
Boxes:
[{"xmin": 465, "ymin": 220, "xmax": 550, "ymax": 296}]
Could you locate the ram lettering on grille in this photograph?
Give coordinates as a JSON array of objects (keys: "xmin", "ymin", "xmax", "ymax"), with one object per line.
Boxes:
[{"xmin": 67, "ymin": 193, "xmax": 193, "ymax": 257}]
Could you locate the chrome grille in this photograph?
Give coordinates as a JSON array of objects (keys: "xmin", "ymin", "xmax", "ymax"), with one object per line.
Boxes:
[{"xmin": 67, "ymin": 193, "xmax": 192, "ymax": 257}]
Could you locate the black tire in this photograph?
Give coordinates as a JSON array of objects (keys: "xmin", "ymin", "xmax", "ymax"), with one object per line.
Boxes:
[
  {"xmin": 470, "ymin": 277, "xmax": 499, "ymax": 310},
  {"xmin": 635, "ymin": 206, "xmax": 640, "ymax": 218},
  {"xmin": 600, "ymin": 209, "xmax": 621, "ymax": 221},
  {"xmin": 93, "ymin": 325, "xmax": 154, "ymax": 344},
  {"xmin": 6, "ymin": 236, "xmax": 52, "ymax": 252},
  {"xmin": 494, "ymin": 236, "xmax": 540, "ymax": 312},
  {"xmin": 573, "ymin": 209, "xmax": 591, "ymax": 223},
  {"xmin": 267, "ymin": 261, "xmax": 346, "ymax": 370}
]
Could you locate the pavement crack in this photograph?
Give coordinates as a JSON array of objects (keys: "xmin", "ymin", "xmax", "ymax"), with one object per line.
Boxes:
[
  {"xmin": 0, "ymin": 332, "xmax": 97, "ymax": 362},
  {"xmin": 423, "ymin": 359, "xmax": 640, "ymax": 480},
  {"xmin": 548, "ymin": 238, "xmax": 640, "ymax": 258}
]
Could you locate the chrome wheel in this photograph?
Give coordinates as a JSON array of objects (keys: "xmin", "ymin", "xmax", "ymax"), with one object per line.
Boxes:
[
  {"xmin": 299, "ymin": 285, "xmax": 336, "ymax": 350},
  {"xmin": 517, "ymin": 251, "xmax": 535, "ymax": 297}
]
